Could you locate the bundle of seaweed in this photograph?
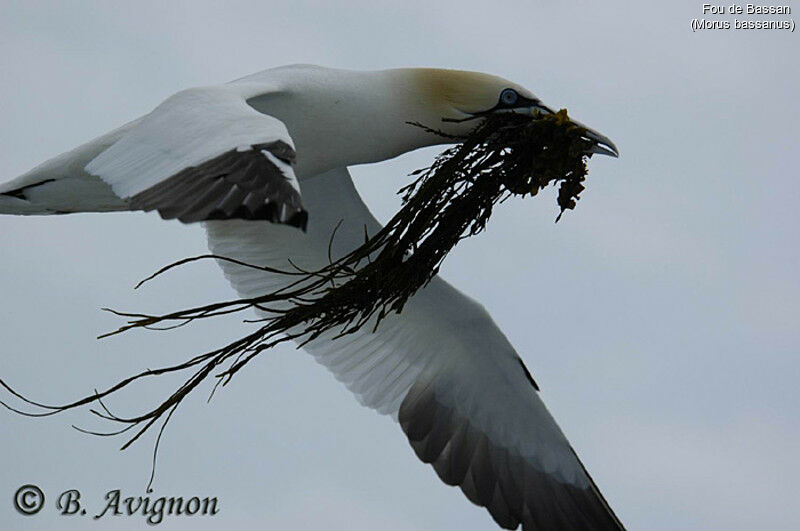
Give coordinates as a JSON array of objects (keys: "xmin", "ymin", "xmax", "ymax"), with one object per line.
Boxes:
[
  {"xmin": 110, "ymin": 109, "xmax": 592, "ymax": 341},
  {"xmin": 0, "ymin": 109, "xmax": 595, "ymax": 483}
]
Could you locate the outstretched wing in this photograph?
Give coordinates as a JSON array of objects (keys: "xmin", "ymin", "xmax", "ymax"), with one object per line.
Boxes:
[
  {"xmin": 205, "ymin": 167, "xmax": 624, "ymax": 530},
  {"xmin": 85, "ymin": 85, "xmax": 307, "ymax": 228}
]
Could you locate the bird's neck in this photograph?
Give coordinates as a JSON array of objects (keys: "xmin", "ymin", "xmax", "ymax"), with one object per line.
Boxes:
[{"xmin": 246, "ymin": 67, "xmax": 454, "ymax": 178}]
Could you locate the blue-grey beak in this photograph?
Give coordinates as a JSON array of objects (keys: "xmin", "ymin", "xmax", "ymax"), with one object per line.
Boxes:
[{"xmin": 531, "ymin": 102, "xmax": 619, "ymax": 158}]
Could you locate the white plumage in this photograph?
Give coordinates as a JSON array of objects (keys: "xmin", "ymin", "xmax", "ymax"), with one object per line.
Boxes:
[
  {"xmin": 0, "ymin": 64, "xmax": 622, "ymax": 530},
  {"xmin": 207, "ymin": 169, "xmax": 580, "ymax": 483}
]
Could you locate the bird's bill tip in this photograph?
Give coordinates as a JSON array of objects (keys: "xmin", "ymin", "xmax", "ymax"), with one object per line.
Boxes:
[
  {"xmin": 581, "ymin": 126, "xmax": 619, "ymax": 158},
  {"xmin": 527, "ymin": 103, "xmax": 619, "ymax": 158}
]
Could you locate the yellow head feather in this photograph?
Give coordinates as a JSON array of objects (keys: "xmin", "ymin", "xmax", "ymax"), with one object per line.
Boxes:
[{"xmin": 407, "ymin": 68, "xmax": 534, "ymax": 116}]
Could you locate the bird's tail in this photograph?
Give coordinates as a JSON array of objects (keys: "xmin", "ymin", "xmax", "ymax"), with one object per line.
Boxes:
[
  {"xmin": 0, "ymin": 193, "xmax": 54, "ymax": 215},
  {"xmin": 1, "ymin": 118, "xmax": 141, "ymax": 217},
  {"xmin": 0, "ymin": 176, "xmax": 127, "ymax": 216}
]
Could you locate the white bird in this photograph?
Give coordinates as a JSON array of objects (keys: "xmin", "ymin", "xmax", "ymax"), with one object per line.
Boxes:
[{"xmin": 0, "ymin": 65, "xmax": 622, "ymax": 530}]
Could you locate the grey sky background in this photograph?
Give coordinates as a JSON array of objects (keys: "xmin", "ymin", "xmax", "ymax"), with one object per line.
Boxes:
[{"xmin": 0, "ymin": 1, "xmax": 797, "ymax": 529}]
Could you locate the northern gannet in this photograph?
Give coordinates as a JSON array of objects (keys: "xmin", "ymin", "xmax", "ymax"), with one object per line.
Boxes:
[{"xmin": 0, "ymin": 65, "xmax": 622, "ymax": 530}]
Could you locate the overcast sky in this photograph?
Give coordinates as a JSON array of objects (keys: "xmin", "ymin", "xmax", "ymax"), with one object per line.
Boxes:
[{"xmin": 0, "ymin": 1, "xmax": 798, "ymax": 529}]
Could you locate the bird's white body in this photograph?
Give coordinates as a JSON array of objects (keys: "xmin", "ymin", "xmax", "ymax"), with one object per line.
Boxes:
[
  {"xmin": 0, "ymin": 65, "xmax": 533, "ymax": 214},
  {"xmin": 0, "ymin": 64, "xmax": 623, "ymax": 530}
]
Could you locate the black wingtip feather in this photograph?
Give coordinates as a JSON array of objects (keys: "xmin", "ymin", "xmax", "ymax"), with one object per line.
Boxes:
[
  {"xmin": 130, "ymin": 142, "xmax": 306, "ymax": 230},
  {"xmin": 399, "ymin": 380, "xmax": 626, "ymax": 530}
]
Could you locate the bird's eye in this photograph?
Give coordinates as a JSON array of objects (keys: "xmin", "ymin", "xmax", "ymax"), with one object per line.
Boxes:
[{"xmin": 500, "ymin": 88, "xmax": 519, "ymax": 106}]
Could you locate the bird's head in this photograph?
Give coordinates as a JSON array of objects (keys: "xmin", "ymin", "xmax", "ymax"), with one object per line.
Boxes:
[
  {"xmin": 398, "ymin": 68, "xmax": 618, "ymax": 158},
  {"xmin": 247, "ymin": 65, "xmax": 617, "ymax": 176}
]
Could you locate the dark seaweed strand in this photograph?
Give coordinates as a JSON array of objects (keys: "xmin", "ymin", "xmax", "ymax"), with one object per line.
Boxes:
[{"xmin": 0, "ymin": 110, "xmax": 592, "ymax": 471}]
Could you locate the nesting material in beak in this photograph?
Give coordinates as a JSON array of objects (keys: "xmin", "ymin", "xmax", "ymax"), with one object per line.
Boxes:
[
  {"xmin": 51, "ymin": 108, "xmax": 617, "ymax": 454},
  {"xmin": 420, "ymin": 108, "xmax": 608, "ymax": 221},
  {"xmin": 110, "ymin": 107, "xmax": 616, "ymax": 341}
]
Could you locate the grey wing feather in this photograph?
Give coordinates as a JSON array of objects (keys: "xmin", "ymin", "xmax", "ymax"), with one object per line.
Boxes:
[
  {"xmin": 400, "ymin": 380, "xmax": 626, "ymax": 530},
  {"xmin": 129, "ymin": 141, "xmax": 307, "ymax": 227}
]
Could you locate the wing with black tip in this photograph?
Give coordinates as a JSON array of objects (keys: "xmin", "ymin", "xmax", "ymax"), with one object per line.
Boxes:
[
  {"xmin": 205, "ymin": 167, "xmax": 625, "ymax": 530},
  {"xmin": 85, "ymin": 85, "xmax": 307, "ymax": 228}
]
